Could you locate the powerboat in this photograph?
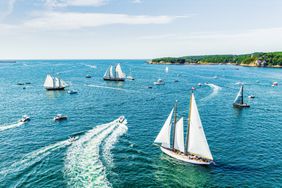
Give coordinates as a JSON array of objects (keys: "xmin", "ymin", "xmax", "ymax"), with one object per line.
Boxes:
[
  {"xmin": 248, "ymin": 95, "xmax": 255, "ymax": 99},
  {"xmin": 154, "ymin": 79, "xmax": 165, "ymax": 85},
  {"xmin": 198, "ymin": 83, "xmax": 202, "ymax": 86},
  {"xmin": 272, "ymin": 82, "xmax": 278, "ymax": 87},
  {"xmin": 127, "ymin": 75, "xmax": 135, "ymax": 80},
  {"xmin": 68, "ymin": 136, "xmax": 79, "ymax": 143},
  {"xmin": 19, "ymin": 115, "xmax": 30, "ymax": 123},
  {"xmin": 54, "ymin": 114, "xmax": 68, "ymax": 121},
  {"xmin": 118, "ymin": 116, "xmax": 125, "ymax": 123},
  {"xmin": 85, "ymin": 75, "xmax": 92, "ymax": 78},
  {"xmin": 68, "ymin": 90, "xmax": 78, "ymax": 94}
]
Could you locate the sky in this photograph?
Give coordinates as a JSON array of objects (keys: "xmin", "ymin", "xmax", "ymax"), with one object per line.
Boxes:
[{"xmin": 0, "ymin": 0, "xmax": 282, "ymax": 59}]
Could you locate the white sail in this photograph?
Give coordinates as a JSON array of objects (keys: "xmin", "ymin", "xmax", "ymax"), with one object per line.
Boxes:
[
  {"xmin": 109, "ymin": 65, "xmax": 115, "ymax": 78},
  {"xmin": 234, "ymin": 86, "xmax": 243, "ymax": 104},
  {"xmin": 115, "ymin": 63, "xmax": 125, "ymax": 79},
  {"xmin": 60, "ymin": 79, "xmax": 67, "ymax": 87},
  {"xmin": 103, "ymin": 66, "xmax": 111, "ymax": 78},
  {"xmin": 174, "ymin": 117, "xmax": 185, "ymax": 153},
  {"xmin": 43, "ymin": 74, "xmax": 54, "ymax": 88},
  {"xmin": 188, "ymin": 94, "xmax": 213, "ymax": 160},
  {"xmin": 154, "ymin": 108, "xmax": 174, "ymax": 148},
  {"xmin": 54, "ymin": 77, "xmax": 60, "ymax": 88}
]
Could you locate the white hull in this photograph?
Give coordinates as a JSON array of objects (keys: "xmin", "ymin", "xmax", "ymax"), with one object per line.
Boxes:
[{"xmin": 160, "ymin": 147, "xmax": 212, "ymax": 165}]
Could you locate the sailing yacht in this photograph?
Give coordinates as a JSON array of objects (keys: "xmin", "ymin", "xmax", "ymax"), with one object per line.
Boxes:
[
  {"xmin": 43, "ymin": 74, "xmax": 68, "ymax": 90},
  {"xmin": 103, "ymin": 63, "xmax": 126, "ymax": 81},
  {"xmin": 154, "ymin": 92, "xmax": 214, "ymax": 165},
  {"xmin": 233, "ymin": 85, "xmax": 250, "ymax": 108}
]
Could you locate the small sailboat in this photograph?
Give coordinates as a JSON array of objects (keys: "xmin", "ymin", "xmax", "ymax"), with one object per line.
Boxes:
[
  {"xmin": 103, "ymin": 63, "xmax": 126, "ymax": 81},
  {"xmin": 165, "ymin": 66, "xmax": 169, "ymax": 73},
  {"xmin": 127, "ymin": 68, "xmax": 135, "ymax": 80},
  {"xmin": 154, "ymin": 92, "xmax": 214, "ymax": 165},
  {"xmin": 154, "ymin": 79, "xmax": 165, "ymax": 85},
  {"xmin": 233, "ymin": 85, "xmax": 250, "ymax": 108},
  {"xmin": 44, "ymin": 74, "xmax": 68, "ymax": 90}
]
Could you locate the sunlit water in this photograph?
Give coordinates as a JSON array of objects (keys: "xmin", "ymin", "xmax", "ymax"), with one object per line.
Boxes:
[{"xmin": 0, "ymin": 60, "xmax": 281, "ymax": 187}]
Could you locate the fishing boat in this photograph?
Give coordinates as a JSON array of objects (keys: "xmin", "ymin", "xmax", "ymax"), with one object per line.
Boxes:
[
  {"xmin": 44, "ymin": 74, "xmax": 68, "ymax": 90},
  {"xmin": 154, "ymin": 79, "xmax": 165, "ymax": 85},
  {"xmin": 154, "ymin": 92, "xmax": 214, "ymax": 165},
  {"xmin": 103, "ymin": 63, "xmax": 126, "ymax": 81},
  {"xmin": 233, "ymin": 85, "xmax": 250, "ymax": 108},
  {"xmin": 127, "ymin": 69, "xmax": 135, "ymax": 80},
  {"xmin": 54, "ymin": 114, "xmax": 68, "ymax": 121},
  {"xmin": 19, "ymin": 115, "xmax": 30, "ymax": 123}
]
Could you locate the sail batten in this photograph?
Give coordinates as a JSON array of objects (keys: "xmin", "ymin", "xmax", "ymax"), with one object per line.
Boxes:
[
  {"xmin": 187, "ymin": 94, "xmax": 213, "ymax": 160},
  {"xmin": 154, "ymin": 108, "xmax": 174, "ymax": 149}
]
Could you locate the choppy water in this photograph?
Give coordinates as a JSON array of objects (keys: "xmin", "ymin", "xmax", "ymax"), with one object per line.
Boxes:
[{"xmin": 0, "ymin": 60, "xmax": 281, "ymax": 187}]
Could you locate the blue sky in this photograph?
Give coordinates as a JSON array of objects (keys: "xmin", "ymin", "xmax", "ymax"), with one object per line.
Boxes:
[{"xmin": 0, "ymin": 0, "xmax": 282, "ymax": 59}]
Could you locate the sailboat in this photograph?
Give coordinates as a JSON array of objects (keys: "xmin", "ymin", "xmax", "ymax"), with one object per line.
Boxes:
[
  {"xmin": 43, "ymin": 74, "xmax": 68, "ymax": 90},
  {"xmin": 154, "ymin": 92, "xmax": 214, "ymax": 165},
  {"xmin": 233, "ymin": 85, "xmax": 250, "ymax": 108},
  {"xmin": 103, "ymin": 63, "xmax": 126, "ymax": 81},
  {"xmin": 165, "ymin": 66, "xmax": 169, "ymax": 73}
]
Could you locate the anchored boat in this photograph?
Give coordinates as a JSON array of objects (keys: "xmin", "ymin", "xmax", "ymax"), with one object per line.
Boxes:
[
  {"xmin": 103, "ymin": 63, "xmax": 126, "ymax": 81},
  {"xmin": 154, "ymin": 92, "xmax": 214, "ymax": 165},
  {"xmin": 44, "ymin": 74, "xmax": 68, "ymax": 90},
  {"xmin": 233, "ymin": 85, "xmax": 250, "ymax": 108}
]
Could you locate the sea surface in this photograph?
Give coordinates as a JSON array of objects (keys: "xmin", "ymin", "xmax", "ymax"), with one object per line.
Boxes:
[{"xmin": 0, "ymin": 60, "xmax": 281, "ymax": 187}]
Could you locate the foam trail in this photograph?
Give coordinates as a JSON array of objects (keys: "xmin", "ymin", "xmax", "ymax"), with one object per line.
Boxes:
[
  {"xmin": 87, "ymin": 84, "xmax": 128, "ymax": 92},
  {"xmin": 64, "ymin": 121, "xmax": 118, "ymax": 188},
  {"xmin": 0, "ymin": 140, "xmax": 71, "ymax": 176},
  {"xmin": 103, "ymin": 124, "xmax": 128, "ymax": 166},
  {"xmin": 0, "ymin": 122, "xmax": 24, "ymax": 132},
  {"xmin": 201, "ymin": 83, "xmax": 222, "ymax": 102},
  {"xmin": 85, "ymin": 64, "xmax": 97, "ymax": 69}
]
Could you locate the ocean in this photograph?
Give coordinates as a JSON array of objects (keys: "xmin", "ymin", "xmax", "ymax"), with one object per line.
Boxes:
[{"xmin": 0, "ymin": 60, "xmax": 281, "ymax": 187}]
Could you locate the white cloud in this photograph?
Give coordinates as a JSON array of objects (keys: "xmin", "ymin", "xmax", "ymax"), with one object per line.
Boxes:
[
  {"xmin": 45, "ymin": 0, "xmax": 107, "ymax": 7},
  {"xmin": 0, "ymin": 0, "xmax": 16, "ymax": 20},
  {"xmin": 132, "ymin": 0, "xmax": 142, "ymax": 4},
  {"xmin": 23, "ymin": 12, "xmax": 180, "ymax": 30}
]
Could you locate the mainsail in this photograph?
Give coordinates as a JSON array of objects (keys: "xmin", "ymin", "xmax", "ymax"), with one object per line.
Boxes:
[
  {"xmin": 174, "ymin": 117, "xmax": 185, "ymax": 153},
  {"xmin": 104, "ymin": 66, "xmax": 111, "ymax": 78},
  {"xmin": 115, "ymin": 63, "xmax": 125, "ymax": 79},
  {"xmin": 187, "ymin": 93, "xmax": 213, "ymax": 160},
  {"xmin": 234, "ymin": 85, "xmax": 243, "ymax": 104},
  {"xmin": 154, "ymin": 108, "xmax": 174, "ymax": 148},
  {"xmin": 44, "ymin": 74, "xmax": 54, "ymax": 88}
]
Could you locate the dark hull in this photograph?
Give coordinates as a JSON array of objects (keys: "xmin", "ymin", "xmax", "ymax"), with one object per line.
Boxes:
[
  {"xmin": 103, "ymin": 77, "xmax": 125, "ymax": 81},
  {"xmin": 233, "ymin": 103, "xmax": 250, "ymax": 108},
  {"xmin": 45, "ymin": 87, "xmax": 65, "ymax": 90}
]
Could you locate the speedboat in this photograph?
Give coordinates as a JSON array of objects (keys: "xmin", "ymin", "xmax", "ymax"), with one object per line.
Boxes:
[
  {"xmin": 248, "ymin": 95, "xmax": 255, "ymax": 99},
  {"xmin": 68, "ymin": 136, "xmax": 79, "ymax": 143},
  {"xmin": 118, "ymin": 116, "xmax": 125, "ymax": 123},
  {"xmin": 19, "ymin": 115, "xmax": 30, "ymax": 123},
  {"xmin": 154, "ymin": 79, "xmax": 165, "ymax": 85},
  {"xmin": 127, "ymin": 75, "xmax": 135, "ymax": 80},
  {"xmin": 198, "ymin": 83, "xmax": 202, "ymax": 86},
  {"xmin": 68, "ymin": 90, "xmax": 78, "ymax": 94},
  {"xmin": 85, "ymin": 75, "xmax": 92, "ymax": 78},
  {"xmin": 272, "ymin": 82, "xmax": 278, "ymax": 87},
  {"xmin": 54, "ymin": 114, "xmax": 68, "ymax": 121}
]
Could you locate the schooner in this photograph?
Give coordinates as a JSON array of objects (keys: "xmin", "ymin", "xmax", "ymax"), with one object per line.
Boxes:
[
  {"xmin": 103, "ymin": 64, "xmax": 126, "ymax": 81},
  {"xmin": 154, "ymin": 92, "xmax": 214, "ymax": 165},
  {"xmin": 43, "ymin": 74, "xmax": 68, "ymax": 90}
]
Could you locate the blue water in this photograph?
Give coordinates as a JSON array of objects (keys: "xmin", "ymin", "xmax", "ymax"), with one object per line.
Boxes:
[{"xmin": 0, "ymin": 60, "xmax": 281, "ymax": 187}]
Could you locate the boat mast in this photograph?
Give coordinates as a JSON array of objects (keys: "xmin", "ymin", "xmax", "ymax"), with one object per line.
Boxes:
[
  {"xmin": 241, "ymin": 85, "xmax": 244, "ymax": 104},
  {"xmin": 172, "ymin": 100, "xmax": 177, "ymax": 151},
  {"xmin": 185, "ymin": 90, "xmax": 193, "ymax": 155}
]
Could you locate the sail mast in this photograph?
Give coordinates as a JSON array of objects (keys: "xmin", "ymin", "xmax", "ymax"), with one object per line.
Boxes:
[
  {"xmin": 241, "ymin": 85, "xmax": 244, "ymax": 104},
  {"xmin": 185, "ymin": 91, "xmax": 193, "ymax": 155},
  {"xmin": 172, "ymin": 100, "xmax": 177, "ymax": 150}
]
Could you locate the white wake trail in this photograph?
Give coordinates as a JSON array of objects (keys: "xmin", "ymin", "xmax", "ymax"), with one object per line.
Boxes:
[
  {"xmin": 0, "ymin": 122, "xmax": 24, "ymax": 132},
  {"xmin": 201, "ymin": 83, "xmax": 222, "ymax": 101},
  {"xmin": 64, "ymin": 121, "xmax": 118, "ymax": 188},
  {"xmin": 0, "ymin": 140, "xmax": 71, "ymax": 176},
  {"xmin": 85, "ymin": 64, "xmax": 97, "ymax": 69},
  {"xmin": 103, "ymin": 124, "xmax": 128, "ymax": 166},
  {"xmin": 87, "ymin": 84, "xmax": 128, "ymax": 92}
]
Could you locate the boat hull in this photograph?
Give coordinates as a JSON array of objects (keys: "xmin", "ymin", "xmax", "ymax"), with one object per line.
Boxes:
[
  {"xmin": 160, "ymin": 147, "xmax": 213, "ymax": 165},
  {"xmin": 45, "ymin": 87, "xmax": 65, "ymax": 90},
  {"xmin": 233, "ymin": 103, "xmax": 250, "ymax": 108},
  {"xmin": 103, "ymin": 77, "xmax": 125, "ymax": 81}
]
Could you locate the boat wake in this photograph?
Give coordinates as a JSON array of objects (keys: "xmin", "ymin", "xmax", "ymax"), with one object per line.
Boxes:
[
  {"xmin": 85, "ymin": 64, "xmax": 97, "ymax": 69},
  {"xmin": 64, "ymin": 120, "xmax": 127, "ymax": 187},
  {"xmin": 0, "ymin": 122, "xmax": 24, "ymax": 132},
  {"xmin": 201, "ymin": 83, "xmax": 222, "ymax": 101},
  {"xmin": 87, "ymin": 84, "xmax": 129, "ymax": 92},
  {"xmin": 0, "ymin": 140, "xmax": 71, "ymax": 176}
]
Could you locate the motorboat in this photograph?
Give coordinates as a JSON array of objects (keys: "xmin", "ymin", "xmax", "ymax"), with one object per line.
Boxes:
[
  {"xmin": 198, "ymin": 83, "xmax": 202, "ymax": 86},
  {"xmin": 154, "ymin": 79, "xmax": 165, "ymax": 85},
  {"xmin": 17, "ymin": 82, "xmax": 24, "ymax": 85},
  {"xmin": 85, "ymin": 75, "xmax": 92, "ymax": 78},
  {"xmin": 68, "ymin": 90, "xmax": 78, "ymax": 94},
  {"xmin": 127, "ymin": 75, "xmax": 135, "ymax": 80},
  {"xmin": 19, "ymin": 115, "xmax": 30, "ymax": 123},
  {"xmin": 118, "ymin": 116, "xmax": 125, "ymax": 123},
  {"xmin": 272, "ymin": 82, "xmax": 278, "ymax": 87},
  {"xmin": 68, "ymin": 136, "xmax": 79, "ymax": 143},
  {"xmin": 54, "ymin": 114, "xmax": 68, "ymax": 121},
  {"xmin": 147, "ymin": 86, "xmax": 153, "ymax": 89},
  {"xmin": 248, "ymin": 95, "xmax": 255, "ymax": 99}
]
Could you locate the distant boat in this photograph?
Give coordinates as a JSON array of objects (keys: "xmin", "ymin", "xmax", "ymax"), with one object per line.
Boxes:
[
  {"xmin": 198, "ymin": 83, "xmax": 202, "ymax": 86},
  {"xmin": 103, "ymin": 64, "xmax": 126, "ymax": 81},
  {"xmin": 174, "ymin": 79, "xmax": 179, "ymax": 83},
  {"xmin": 272, "ymin": 82, "xmax": 278, "ymax": 87},
  {"xmin": 248, "ymin": 95, "xmax": 255, "ymax": 99},
  {"xmin": 85, "ymin": 75, "xmax": 92, "ymax": 78},
  {"xmin": 44, "ymin": 74, "xmax": 68, "ymax": 90},
  {"xmin": 127, "ymin": 68, "xmax": 135, "ymax": 80},
  {"xmin": 54, "ymin": 114, "xmax": 68, "ymax": 121},
  {"xmin": 233, "ymin": 85, "xmax": 250, "ymax": 108},
  {"xmin": 154, "ymin": 79, "xmax": 165, "ymax": 85},
  {"xmin": 165, "ymin": 66, "xmax": 169, "ymax": 73},
  {"xmin": 154, "ymin": 92, "xmax": 214, "ymax": 165},
  {"xmin": 68, "ymin": 90, "xmax": 78, "ymax": 94},
  {"xmin": 19, "ymin": 115, "xmax": 30, "ymax": 123}
]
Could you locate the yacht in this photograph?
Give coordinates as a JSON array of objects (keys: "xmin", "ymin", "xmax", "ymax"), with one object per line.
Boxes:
[
  {"xmin": 54, "ymin": 114, "xmax": 68, "ymax": 121},
  {"xmin": 154, "ymin": 79, "xmax": 165, "ymax": 85},
  {"xmin": 44, "ymin": 74, "xmax": 68, "ymax": 90},
  {"xmin": 103, "ymin": 64, "xmax": 126, "ymax": 81},
  {"xmin": 19, "ymin": 115, "xmax": 30, "ymax": 123}
]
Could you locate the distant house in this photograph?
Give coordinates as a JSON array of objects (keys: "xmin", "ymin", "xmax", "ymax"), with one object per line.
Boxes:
[{"xmin": 256, "ymin": 59, "xmax": 267, "ymax": 67}]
